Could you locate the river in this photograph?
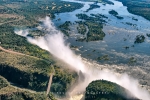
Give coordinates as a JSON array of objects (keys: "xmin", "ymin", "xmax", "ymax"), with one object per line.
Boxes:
[{"xmin": 52, "ymin": 0, "xmax": 150, "ymax": 67}]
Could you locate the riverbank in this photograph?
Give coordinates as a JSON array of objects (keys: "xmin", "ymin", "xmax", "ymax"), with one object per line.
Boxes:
[{"xmin": 117, "ymin": 0, "xmax": 150, "ymax": 21}]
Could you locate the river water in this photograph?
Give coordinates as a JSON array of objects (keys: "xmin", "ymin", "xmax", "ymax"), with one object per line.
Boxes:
[{"xmin": 52, "ymin": 0, "xmax": 150, "ymax": 66}]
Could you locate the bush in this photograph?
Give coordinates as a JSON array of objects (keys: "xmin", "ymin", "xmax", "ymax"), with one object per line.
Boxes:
[{"xmin": 134, "ymin": 35, "xmax": 145, "ymax": 43}]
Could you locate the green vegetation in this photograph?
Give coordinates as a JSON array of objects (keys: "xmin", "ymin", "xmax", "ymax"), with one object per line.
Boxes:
[
  {"xmin": 109, "ymin": 10, "xmax": 118, "ymax": 16},
  {"xmin": 76, "ymin": 13, "xmax": 106, "ymax": 23},
  {"xmin": 51, "ymin": 65, "xmax": 77, "ymax": 95},
  {"xmin": 101, "ymin": 0, "xmax": 114, "ymax": 5},
  {"xmin": 0, "ymin": 76, "xmax": 9, "ymax": 89},
  {"xmin": 0, "ymin": 0, "xmax": 83, "ymax": 97},
  {"xmin": 0, "ymin": 17, "xmax": 18, "ymax": 23},
  {"xmin": 128, "ymin": 57, "xmax": 136, "ymax": 64},
  {"xmin": 146, "ymin": 34, "xmax": 150, "ymax": 37},
  {"xmin": 117, "ymin": 0, "xmax": 150, "ymax": 21},
  {"xmin": 134, "ymin": 35, "xmax": 145, "ymax": 43},
  {"xmin": 76, "ymin": 14, "xmax": 105, "ymax": 41},
  {"xmin": 0, "ymin": 24, "xmax": 51, "ymax": 61},
  {"xmin": 109, "ymin": 10, "xmax": 123, "ymax": 19},
  {"xmin": 0, "ymin": 76, "xmax": 56, "ymax": 100},
  {"xmin": 132, "ymin": 17, "xmax": 138, "ymax": 21},
  {"xmin": 86, "ymin": 4, "xmax": 100, "ymax": 12},
  {"xmin": 84, "ymin": 21, "xmax": 105, "ymax": 41},
  {"xmin": 49, "ymin": 65, "xmax": 55, "ymax": 74},
  {"xmin": 0, "ymin": 0, "xmax": 83, "ymax": 27},
  {"xmin": 59, "ymin": 21, "xmax": 71, "ymax": 36},
  {"xmin": 0, "ymin": 51, "xmax": 77, "ymax": 94},
  {"xmin": 0, "ymin": 49, "xmax": 77, "ymax": 94},
  {"xmin": 97, "ymin": 55, "xmax": 109, "ymax": 61},
  {"xmin": 85, "ymin": 80, "xmax": 138, "ymax": 100},
  {"xmin": 0, "ymin": 0, "xmax": 83, "ymax": 59},
  {"xmin": 0, "ymin": 0, "xmax": 83, "ymax": 60},
  {"xmin": 76, "ymin": 21, "xmax": 87, "ymax": 35},
  {"xmin": 90, "ymin": 13, "xmax": 108, "ymax": 19},
  {"xmin": 0, "ymin": 89, "xmax": 48, "ymax": 100},
  {"xmin": 0, "ymin": 64, "xmax": 49, "ymax": 91},
  {"xmin": 123, "ymin": 46, "xmax": 129, "ymax": 49},
  {"xmin": 125, "ymin": 22, "xmax": 137, "ymax": 26}
]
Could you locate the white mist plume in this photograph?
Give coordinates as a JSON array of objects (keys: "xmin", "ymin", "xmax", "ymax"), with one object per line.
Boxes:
[
  {"xmin": 17, "ymin": 17, "xmax": 86, "ymax": 73},
  {"xmin": 15, "ymin": 16, "xmax": 150, "ymax": 100},
  {"xmin": 15, "ymin": 29, "xmax": 29, "ymax": 37}
]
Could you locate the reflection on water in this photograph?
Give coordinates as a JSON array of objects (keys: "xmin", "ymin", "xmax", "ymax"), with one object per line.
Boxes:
[{"xmin": 52, "ymin": 0, "xmax": 150, "ymax": 66}]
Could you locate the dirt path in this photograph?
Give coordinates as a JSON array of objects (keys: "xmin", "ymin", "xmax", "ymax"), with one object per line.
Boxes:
[
  {"xmin": 0, "ymin": 46, "xmax": 25, "ymax": 56},
  {"xmin": 0, "ymin": 46, "xmax": 42, "ymax": 60},
  {"xmin": 0, "ymin": 46, "xmax": 49, "ymax": 94},
  {"xmin": 0, "ymin": 46, "xmax": 51, "ymax": 95},
  {"xmin": 46, "ymin": 74, "xmax": 53, "ymax": 95},
  {"xmin": 0, "ymin": 15, "xmax": 24, "ymax": 26}
]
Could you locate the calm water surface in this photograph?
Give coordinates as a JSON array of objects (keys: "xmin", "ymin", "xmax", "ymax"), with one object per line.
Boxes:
[{"xmin": 52, "ymin": 0, "xmax": 150, "ymax": 66}]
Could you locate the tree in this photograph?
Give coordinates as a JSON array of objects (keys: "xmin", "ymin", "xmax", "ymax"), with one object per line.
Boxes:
[{"xmin": 85, "ymin": 80, "xmax": 139, "ymax": 100}]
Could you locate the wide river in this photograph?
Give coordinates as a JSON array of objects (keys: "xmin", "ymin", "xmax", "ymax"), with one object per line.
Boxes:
[{"xmin": 52, "ymin": 0, "xmax": 150, "ymax": 67}]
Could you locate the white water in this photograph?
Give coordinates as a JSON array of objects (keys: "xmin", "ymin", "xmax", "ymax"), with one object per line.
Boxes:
[{"xmin": 15, "ymin": 17, "xmax": 150, "ymax": 100}]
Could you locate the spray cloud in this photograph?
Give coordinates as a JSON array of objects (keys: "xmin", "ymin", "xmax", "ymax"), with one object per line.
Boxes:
[{"xmin": 15, "ymin": 16, "xmax": 150, "ymax": 100}]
